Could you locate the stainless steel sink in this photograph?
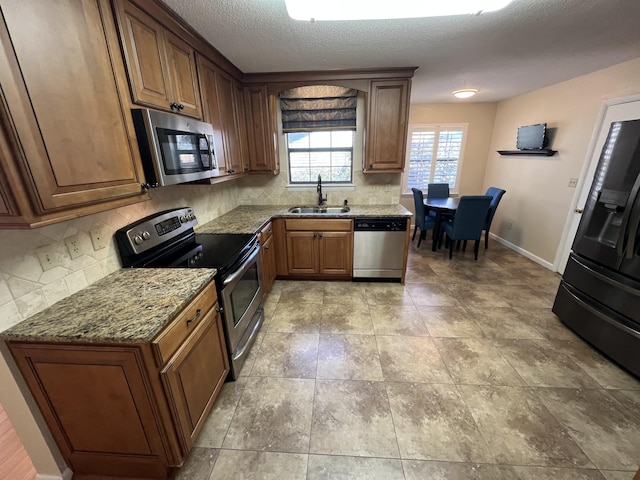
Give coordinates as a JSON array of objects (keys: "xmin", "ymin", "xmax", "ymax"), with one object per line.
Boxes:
[{"xmin": 288, "ymin": 206, "xmax": 350, "ymax": 214}]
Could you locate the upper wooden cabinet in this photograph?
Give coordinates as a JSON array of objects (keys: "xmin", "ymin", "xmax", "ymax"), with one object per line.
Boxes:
[
  {"xmin": 364, "ymin": 79, "xmax": 411, "ymax": 173},
  {"xmin": 0, "ymin": 0, "xmax": 147, "ymax": 228},
  {"xmin": 243, "ymin": 84, "xmax": 280, "ymax": 174},
  {"xmin": 198, "ymin": 56, "xmax": 247, "ymax": 177},
  {"xmin": 115, "ymin": 0, "xmax": 202, "ymax": 118}
]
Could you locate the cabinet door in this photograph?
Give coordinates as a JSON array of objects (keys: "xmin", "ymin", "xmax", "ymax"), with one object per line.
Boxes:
[
  {"xmin": 233, "ymin": 82, "xmax": 249, "ymax": 173},
  {"xmin": 286, "ymin": 231, "xmax": 318, "ymax": 274},
  {"xmin": 319, "ymin": 231, "xmax": 353, "ymax": 275},
  {"xmin": 0, "ymin": 0, "xmax": 145, "ymax": 213},
  {"xmin": 244, "ymin": 84, "xmax": 279, "ymax": 174},
  {"xmin": 164, "ymin": 31, "xmax": 202, "ymax": 118},
  {"xmin": 161, "ymin": 307, "xmax": 228, "ymax": 451},
  {"xmin": 117, "ymin": 0, "xmax": 173, "ymax": 110},
  {"xmin": 364, "ymin": 80, "xmax": 410, "ymax": 172},
  {"xmin": 217, "ymin": 72, "xmax": 245, "ymax": 174}
]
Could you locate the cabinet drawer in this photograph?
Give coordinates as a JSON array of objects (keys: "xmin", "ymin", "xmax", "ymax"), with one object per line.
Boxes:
[
  {"xmin": 260, "ymin": 221, "xmax": 273, "ymax": 241},
  {"xmin": 152, "ymin": 281, "xmax": 217, "ymax": 366},
  {"xmin": 284, "ymin": 219, "xmax": 352, "ymax": 232}
]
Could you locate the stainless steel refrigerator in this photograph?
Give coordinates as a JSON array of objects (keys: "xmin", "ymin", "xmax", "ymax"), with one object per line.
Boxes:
[{"xmin": 553, "ymin": 118, "xmax": 640, "ymax": 378}]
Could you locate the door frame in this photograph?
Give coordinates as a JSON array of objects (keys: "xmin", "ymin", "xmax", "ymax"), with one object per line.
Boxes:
[{"xmin": 554, "ymin": 94, "xmax": 640, "ymax": 273}]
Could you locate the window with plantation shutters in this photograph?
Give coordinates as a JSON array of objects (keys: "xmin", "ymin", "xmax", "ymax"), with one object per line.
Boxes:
[{"xmin": 402, "ymin": 124, "xmax": 467, "ymax": 195}]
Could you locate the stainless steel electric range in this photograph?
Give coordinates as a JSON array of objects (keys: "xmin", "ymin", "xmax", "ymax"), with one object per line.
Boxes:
[{"xmin": 115, "ymin": 207, "xmax": 263, "ymax": 380}]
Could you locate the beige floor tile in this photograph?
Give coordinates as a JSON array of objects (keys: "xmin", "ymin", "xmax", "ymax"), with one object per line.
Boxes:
[
  {"xmin": 458, "ymin": 385, "xmax": 592, "ymax": 468},
  {"xmin": 433, "ymin": 337, "xmax": 525, "ymax": 386},
  {"xmin": 370, "ymin": 304, "xmax": 430, "ymax": 337},
  {"xmin": 511, "ymin": 466, "xmax": 606, "ymax": 479},
  {"xmin": 498, "ymin": 285, "xmax": 555, "ymax": 309},
  {"xmin": 548, "ymin": 339, "xmax": 640, "ymax": 390},
  {"xmin": 446, "ymin": 284, "xmax": 510, "ymax": 308},
  {"xmin": 316, "ymin": 334, "xmax": 384, "ymax": 380},
  {"xmin": 210, "ymin": 450, "xmax": 308, "ymax": 479},
  {"xmin": 386, "ymin": 382, "xmax": 493, "ymax": 463},
  {"xmin": 222, "ymin": 377, "xmax": 314, "ymax": 453},
  {"xmin": 406, "ymin": 283, "xmax": 460, "ymax": 307},
  {"xmin": 250, "ymin": 333, "xmax": 319, "ymax": 378},
  {"xmin": 323, "ymin": 281, "xmax": 368, "ymax": 305},
  {"xmin": 534, "ymin": 388, "xmax": 640, "ymax": 471},
  {"xmin": 402, "ymin": 460, "xmax": 518, "ymax": 480},
  {"xmin": 466, "ymin": 307, "xmax": 546, "ymax": 339},
  {"xmin": 307, "ymin": 455, "xmax": 404, "ymax": 479},
  {"xmin": 608, "ymin": 389, "xmax": 640, "ymax": 418},
  {"xmin": 268, "ymin": 302, "xmax": 322, "ymax": 333},
  {"xmin": 320, "ymin": 302, "xmax": 374, "ymax": 334},
  {"xmin": 364, "ymin": 283, "xmax": 416, "ymax": 306},
  {"xmin": 599, "ymin": 471, "xmax": 638, "ymax": 480},
  {"xmin": 172, "ymin": 447, "xmax": 218, "ymax": 480},
  {"xmin": 194, "ymin": 377, "xmax": 247, "ymax": 448},
  {"xmin": 420, "ymin": 306, "xmax": 485, "ymax": 338},
  {"xmin": 377, "ymin": 335, "xmax": 452, "ymax": 383},
  {"xmin": 310, "ymin": 379, "xmax": 400, "ymax": 458},
  {"xmin": 237, "ymin": 329, "xmax": 266, "ymax": 377},
  {"xmin": 493, "ymin": 339, "xmax": 600, "ymax": 388},
  {"xmin": 277, "ymin": 281, "xmax": 324, "ymax": 304},
  {"xmin": 513, "ymin": 307, "xmax": 581, "ymax": 341},
  {"xmin": 404, "ymin": 263, "xmax": 438, "ymax": 284}
]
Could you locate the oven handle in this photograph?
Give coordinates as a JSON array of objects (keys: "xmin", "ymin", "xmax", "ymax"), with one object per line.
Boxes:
[{"xmin": 223, "ymin": 243, "xmax": 260, "ymax": 287}]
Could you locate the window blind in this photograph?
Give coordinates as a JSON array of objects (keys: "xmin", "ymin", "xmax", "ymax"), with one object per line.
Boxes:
[{"xmin": 280, "ymin": 86, "xmax": 357, "ymax": 132}]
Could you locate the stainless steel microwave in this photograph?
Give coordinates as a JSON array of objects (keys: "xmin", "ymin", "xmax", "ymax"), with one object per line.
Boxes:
[{"xmin": 132, "ymin": 108, "xmax": 220, "ymax": 187}]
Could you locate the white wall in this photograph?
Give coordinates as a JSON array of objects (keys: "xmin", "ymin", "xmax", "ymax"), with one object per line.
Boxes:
[{"xmin": 484, "ymin": 57, "xmax": 640, "ymax": 265}]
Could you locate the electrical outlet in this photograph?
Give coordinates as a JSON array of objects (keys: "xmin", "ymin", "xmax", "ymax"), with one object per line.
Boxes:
[
  {"xmin": 35, "ymin": 245, "xmax": 60, "ymax": 271},
  {"xmin": 568, "ymin": 177, "xmax": 578, "ymax": 188},
  {"xmin": 64, "ymin": 234, "xmax": 84, "ymax": 259},
  {"xmin": 90, "ymin": 229, "xmax": 108, "ymax": 250},
  {"xmin": 506, "ymin": 222, "xmax": 513, "ymax": 230}
]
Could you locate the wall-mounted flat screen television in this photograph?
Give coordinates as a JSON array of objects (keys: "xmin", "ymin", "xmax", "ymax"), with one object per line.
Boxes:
[{"xmin": 517, "ymin": 123, "xmax": 548, "ymax": 150}]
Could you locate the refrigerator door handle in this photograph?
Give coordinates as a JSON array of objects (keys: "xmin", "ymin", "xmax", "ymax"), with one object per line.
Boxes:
[
  {"xmin": 616, "ymin": 174, "xmax": 640, "ymax": 257},
  {"xmin": 624, "ymin": 192, "xmax": 640, "ymax": 259}
]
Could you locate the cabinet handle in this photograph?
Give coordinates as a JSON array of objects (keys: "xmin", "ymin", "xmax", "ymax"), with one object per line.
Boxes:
[
  {"xmin": 186, "ymin": 308, "xmax": 202, "ymax": 325},
  {"xmin": 313, "ymin": 232, "xmax": 317, "ymax": 238},
  {"xmin": 178, "ymin": 104, "xmax": 185, "ymax": 110},
  {"xmin": 170, "ymin": 102, "xmax": 178, "ymax": 110},
  {"xmin": 318, "ymin": 232, "xmax": 323, "ymax": 238},
  {"xmin": 264, "ymin": 245, "xmax": 269, "ymax": 250},
  {"xmin": 215, "ymin": 306, "xmax": 224, "ymax": 313}
]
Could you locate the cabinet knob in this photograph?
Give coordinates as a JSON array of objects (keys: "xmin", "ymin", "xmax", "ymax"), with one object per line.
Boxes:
[
  {"xmin": 264, "ymin": 245, "xmax": 269, "ymax": 250},
  {"xmin": 215, "ymin": 306, "xmax": 224, "ymax": 313},
  {"xmin": 169, "ymin": 102, "xmax": 178, "ymax": 110},
  {"xmin": 178, "ymin": 104, "xmax": 185, "ymax": 110}
]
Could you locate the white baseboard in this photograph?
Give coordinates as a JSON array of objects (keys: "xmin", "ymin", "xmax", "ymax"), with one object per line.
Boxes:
[
  {"xmin": 37, "ymin": 467, "xmax": 73, "ymax": 480},
  {"xmin": 489, "ymin": 233, "xmax": 554, "ymax": 271}
]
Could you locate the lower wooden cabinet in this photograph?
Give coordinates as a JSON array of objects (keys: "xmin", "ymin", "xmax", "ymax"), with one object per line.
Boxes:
[
  {"xmin": 283, "ymin": 218, "xmax": 353, "ymax": 279},
  {"xmin": 259, "ymin": 221, "xmax": 277, "ymax": 296},
  {"xmin": 6, "ymin": 281, "xmax": 228, "ymax": 479}
]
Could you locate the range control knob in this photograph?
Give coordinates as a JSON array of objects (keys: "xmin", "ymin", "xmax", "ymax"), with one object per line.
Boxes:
[
  {"xmin": 133, "ymin": 235, "xmax": 143, "ymax": 245},
  {"xmin": 142, "ymin": 231, "xmax": 151, "ymax": 240},
  {"xmin": 180, "ymin": 215, "xmax": 187, "ymax": 223}
]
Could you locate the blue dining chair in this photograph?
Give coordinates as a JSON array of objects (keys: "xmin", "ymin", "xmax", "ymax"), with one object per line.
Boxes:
[
  {"xmin": 440, "ymin": 195, "xmax": 492, "ymax": 260},
  {"xmin": 427, "ymin": 183, "xmax": 451, "ymax": 219},
  {"xmin": 411, "ymin": 188, "xmax": 436, "ymax": 247},
  {"xmin": 483, "ymin": 187, "xmax": 506, "ymax": 249}
]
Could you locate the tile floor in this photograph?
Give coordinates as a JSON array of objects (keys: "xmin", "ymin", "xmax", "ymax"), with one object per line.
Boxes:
[{"xmin": 175, "ymin": 241, "xmax": 640, "ymax": 480}]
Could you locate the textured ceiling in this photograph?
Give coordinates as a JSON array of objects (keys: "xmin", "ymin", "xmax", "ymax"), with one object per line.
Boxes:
[{"xmin": 160, "ymin": 0, "xmax": 640, "ymax": 103}]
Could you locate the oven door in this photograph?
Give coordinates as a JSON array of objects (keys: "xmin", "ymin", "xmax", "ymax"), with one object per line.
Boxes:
[{"xmin": 220, "ymin": 243, "xmax": 263, "ymax": 352}]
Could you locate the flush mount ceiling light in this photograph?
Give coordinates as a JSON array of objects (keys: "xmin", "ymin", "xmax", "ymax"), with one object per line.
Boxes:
[
  {"xmin": 452, "ymin": 89, "xmax": 478, "ymax": 99},
  {"xmin": 284, "ymin": 0, "xmax": 513, "ymax": 21}
]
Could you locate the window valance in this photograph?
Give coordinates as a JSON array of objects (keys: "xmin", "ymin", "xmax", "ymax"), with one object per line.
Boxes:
[{"xmin": 279, "ymin": 86, "xmax": 357, "ymax": 132}]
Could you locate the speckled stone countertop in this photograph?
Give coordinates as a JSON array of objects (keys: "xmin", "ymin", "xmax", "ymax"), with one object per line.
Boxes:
[
  {"xmin": 196, "ymin": 204, "xmax": 412, "ymax": 234},
  {"xmin": 1, "ymin": 268, "xmax": 216, "ymax": 344}
]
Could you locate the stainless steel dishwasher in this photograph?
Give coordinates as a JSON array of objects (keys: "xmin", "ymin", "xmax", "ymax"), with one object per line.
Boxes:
[{"xmin": 353, "ymin": 217, "xmax": 408, "ymax": 280}]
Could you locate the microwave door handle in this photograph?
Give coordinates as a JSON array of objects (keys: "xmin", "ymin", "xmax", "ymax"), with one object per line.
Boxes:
[
  {"xmin": 616, "ymin": 174, "xmax": 640, "ymax": 257},
  {"xmin": 200, "ymin": 134, "xmax": 215, "ymax": 170}
]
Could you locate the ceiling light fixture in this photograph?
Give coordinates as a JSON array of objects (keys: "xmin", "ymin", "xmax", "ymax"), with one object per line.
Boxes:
[
  {"xmin": 452, "ymin": 89, "xmax": 478, "ymax": 99},
  {"xmin": 284, "ymin": 0, "xmax": 513, "ymax": 21}
]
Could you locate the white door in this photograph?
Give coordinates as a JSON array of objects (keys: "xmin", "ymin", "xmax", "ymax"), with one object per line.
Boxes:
[{"xmin": 555, "ymin": 97, "xmax": 640, "ymax": 273}]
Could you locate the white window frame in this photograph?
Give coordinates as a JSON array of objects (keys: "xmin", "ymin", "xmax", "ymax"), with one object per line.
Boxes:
[{"xmin": 401, "ymin": 123, "xmax": 468, "ymax": 196}]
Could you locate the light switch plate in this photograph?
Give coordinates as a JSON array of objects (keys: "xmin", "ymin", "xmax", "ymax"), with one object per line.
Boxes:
[
  {"xmin": 90, "ymin": 229, "xmax": 108, "ymax": 250},
  {"xmin": 35, "ymin": 245, "xmax": 60, "ymax": 271},
  {"xmin": 568, "ymin": 177, "xmax": 578, "ymax": 188}
]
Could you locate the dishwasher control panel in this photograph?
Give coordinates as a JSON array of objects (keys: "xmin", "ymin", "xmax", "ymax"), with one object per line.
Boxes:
[{"xmin": 354, "ymin": 217, "xmax": 408, "ymax": 231}]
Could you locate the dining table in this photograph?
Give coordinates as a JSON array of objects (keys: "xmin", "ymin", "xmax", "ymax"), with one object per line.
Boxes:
[{"xmin": 424, "ymin": 196, "xmax": 460, "ymax": 251}]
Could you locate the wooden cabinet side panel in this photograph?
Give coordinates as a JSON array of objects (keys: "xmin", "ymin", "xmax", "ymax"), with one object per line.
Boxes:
[
  {"xmin": 8, "ymin": 344, "xmax": 169, "ymax": 478},
  {"xmin": 161, "ymin": 308, "xmax": 229, "ymax": 451},
  {"xmin": 0, "ymin": 0, "xmax": 146, "ymax": 212},
  {"xmin": 164, "ymin": 31, "xmax": 202, "ymax": 118},
  {"xmin": 273, "ymin": 218, "xmax": 288, "ymax": 276},
  {"xmin": 117, "ymin": 0, "xmax": 172, "ymax": 107},
  {"xmin": 216, "ymin": 73, "xmax": 244, "ymax": 174},
  {"xmin": 285, "ymin": 231, "xmax": 318, "ymax": 274},
  {"xmin": 365, "ymin": 80, "xmax": 410, "ymax": 172},
  {"xmin": 319, "ymin": 232, "xmax": 353, "ymax": 275}
]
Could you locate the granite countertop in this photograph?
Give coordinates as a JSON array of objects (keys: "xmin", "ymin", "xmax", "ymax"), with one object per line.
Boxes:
[
  {"xmin": 196, "ymin": 204, "xmax": 413, "ymax": 234},
  {"xmin": 1, "ymin": 268, "xmax": 216, "ymax": 344}
]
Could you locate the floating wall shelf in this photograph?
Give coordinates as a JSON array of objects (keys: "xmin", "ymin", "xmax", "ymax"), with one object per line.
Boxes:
[{"xmin": 497, "ymin": 149, "xmax": 557, "ymax": 156}]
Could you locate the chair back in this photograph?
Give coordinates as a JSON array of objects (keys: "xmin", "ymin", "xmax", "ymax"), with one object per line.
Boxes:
[
  {"xmin": 484, "ymin": 187, "xmax": 506, "ymax": 229},
  {"xmin": 449, "ymin": 195, "xmax": 492, "ymax": 240},
  {"xmin": 427, "ymin": 183, "xmax": 449, "ymax": 199},
  {"xmin": 411, "ymin": 188, "xmax": 427, "ymax": 230}
]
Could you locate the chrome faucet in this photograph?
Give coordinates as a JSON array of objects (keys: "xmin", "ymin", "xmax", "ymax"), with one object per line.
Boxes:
[{"xmin": 317, "ymin": 174, "xmax": 327, "ymax": 206}]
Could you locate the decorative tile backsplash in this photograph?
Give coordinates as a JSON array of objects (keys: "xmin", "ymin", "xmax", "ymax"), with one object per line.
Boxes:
[{"xmin": 0, "ymin": 172, "xmax": 400, "ymax": 332}]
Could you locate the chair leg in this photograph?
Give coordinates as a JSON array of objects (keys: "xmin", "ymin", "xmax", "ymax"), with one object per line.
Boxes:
[
  {"xmin": 485, "ymin": 230, "xmax": 489, "ymax": 249},
  {"xmin": 449, "ymin": 238, "xmax": 454, "ymax": 259},
  {"xmin": 462, "ymin": 240, "xmax": 467, "ymax": 251},
  {"xmin": 417, "ymin": 229, "xmax": 424, "ymax": 248},
  {"xmin": 474, "ymin": 239, "xmax": 480, "ymax": 260},
  {"xmin": 456, "ymin": 240, "xmax": 461, "ymax": 251},
  {"xmin": 412, "ymin": 225, "xmax": 417, "ymax": 241}
]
